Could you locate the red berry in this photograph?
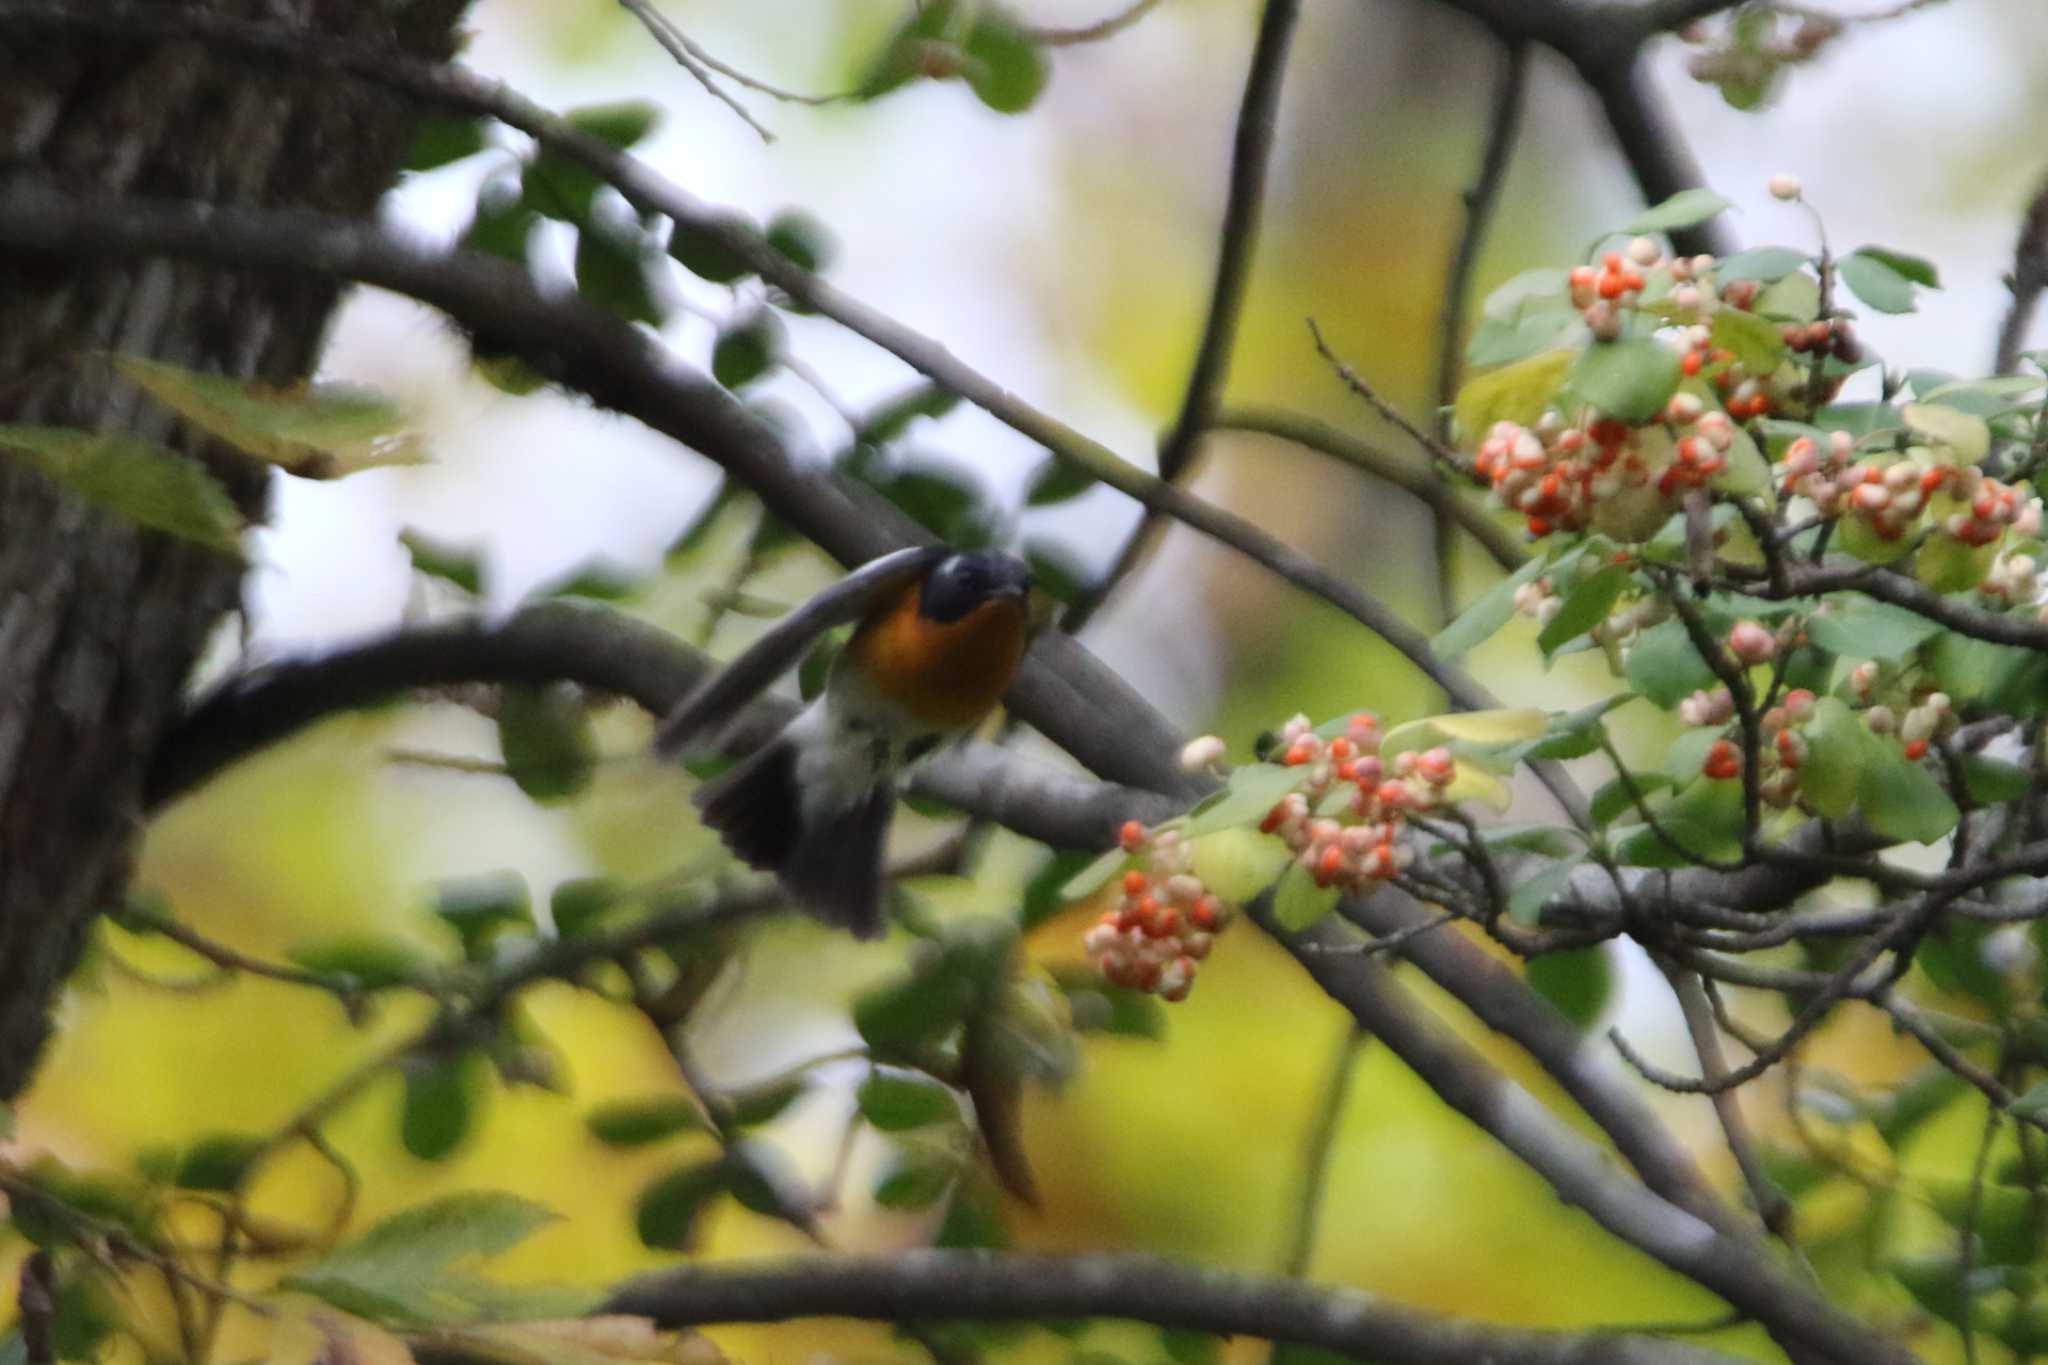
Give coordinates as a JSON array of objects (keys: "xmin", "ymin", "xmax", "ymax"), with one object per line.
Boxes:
[
  {"xmin": 1118, "ymin": 820, "xmax": 1145, "ymax": 850},
  {"xmin": 1903, "ymin": 739, "xmax": 1928, "ymax": 761},
  {"xmin": 1122, "ymin": 871, "xmax": 1149, "ymax": 895}
]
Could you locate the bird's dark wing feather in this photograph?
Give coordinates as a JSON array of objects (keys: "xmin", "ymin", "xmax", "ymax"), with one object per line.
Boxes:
[{"xmin": 652, "ymin": 545, "xmax": 946, "ymax": 757}]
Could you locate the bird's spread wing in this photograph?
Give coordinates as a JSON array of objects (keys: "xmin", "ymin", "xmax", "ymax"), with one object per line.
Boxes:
[{"xmin": 652, "ymin": 545, "xmax": 947, "ymax": 757}]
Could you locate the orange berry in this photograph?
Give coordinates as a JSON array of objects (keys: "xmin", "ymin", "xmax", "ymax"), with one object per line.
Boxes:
[
  {"xmin": 1283, "ymin": 743, "xmax": 1312, "ymax": 766},
  {"xmin": 1118, "ymin": 820, "xmax": 1145, "ymax": 850},
  {"xmin": 1122, "ymin": 871, "xmax": 1149, "ymax": 895}
]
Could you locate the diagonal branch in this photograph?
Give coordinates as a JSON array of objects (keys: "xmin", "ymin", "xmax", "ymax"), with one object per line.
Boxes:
[
  {"xmin": 603, "ymin": 1250, "xmax": 1754, "ymax": 1365},
  {"xmin": 1261, "ymin": 899, "xmax": 1920, "ymax": 1365},
  {"xmin": 0, "ymin": 185, "xmax": 1200, "ymax": 798}
]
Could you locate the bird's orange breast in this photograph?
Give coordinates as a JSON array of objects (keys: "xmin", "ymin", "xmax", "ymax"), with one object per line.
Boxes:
[{"xmin": 841, "ymin": 583, "xmax": 1029, "ymax": 731}]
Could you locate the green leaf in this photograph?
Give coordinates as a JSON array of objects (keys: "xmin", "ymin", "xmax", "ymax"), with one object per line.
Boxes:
[
  {"xmin": 1432, "ymin": 551, "xmax": 1558, "ymax": 661},
  {"xmin": 1050, "ymin": 967, "xmax": 1166, "ymax": 1040},
  {"xmin": 113, "ymin": 355, "xmax": 427, "ymax": 478},
  {"xmin": 874, "ymin": 1158, "xmax": 956, "ymax": 1210},
  {"xmin": 634, "ymin": 1161, "xmax": 728, "ymax": 1251},
  {"xmin": 548, "ymin": 877, "xmax": 620, "ymax": 939},
  {"xmin": 1023, "ymin": 459, "xmax": 1095, "ymax": 506},
  {"xmin": 1568, "ymin": 338, "xmax": 1682, "ymax": 425},
  {"xmin": 2012, "ymin": 1080, "xmax": 2048, "ymax": 1122},
  {"xmin": 400, "ymin": 528, "xmax": 484, "ymax": 594},
  {"xmin": 1022, "ymin": 538, "xmax": 1092, "ymax": 604},
  {"xmin": 1481, "ymin": 269, "xmax": 1570, "ymax": 319},
  {"xmin": 1903, "ymin": 402, "xmax": 1991, "ymax": 463},
  {"xmin": 712, "ymin": 309, "xmax": 784, "ymax": 390},
  {"xmin": 1454, "ymin": 349, "xmax": 1573, "ymax": 440},
  {"xmin": 728, "ymin": 1077, "xmax": 807, "ymax": 1128},
  {"xmin": 668, "ymin": 218, "xmax": 754, "ymax": 285},
  {"xmin": 461, "ymin": 181, "xmax": 536, "ymax": 264},
  {"xmin": 1060, "ymin": 847, "xmax": 1130, "ymax": 902},
  {"xmin": 1799, "ymin": 697, "xmax": 1866, "ymax": 820},
  {"xmin": 1525, "ymin": 945, "xmax": 1612, "ymax": 1029},
  {"xmin": 1713, "ymin": 247, "xmax": 1808, "ymax": 284},
  {"xmin": 1755, "ymin": 270, "xmax": 1820, "ymax": 323},
  {"xmin": 1536, "ymin": 563, "xmax": 1631, "ymax": 658},
  {"xmin": 1271, "ymin": 864, "xmax": 1338, "ymax": 933},
  {"xmin": 404, "ymin": 116, "xmax": 491, "ymax": 171},
  {"xmin": 1183, "ymin": 762, "xmax": 1303, "ymax": 838},
  {"xmin": 860, "ymin": 1, "xmax": 1049, "ymax": 114},
  {"xmin": 434, "ymin": 871, "xmax": 533, "ymax": 959},
  {"xmin": 584, "ymin": 1096, "xmax": 701, "ymax": 1147},
  {"xmin": 865, "ymin": 463, "xmax": 996, "ymax": 549},
  {"xmin": 1618, "ymin": 189, "xmax": 1733, "ymax": 237},
  {"xmin": 286, "ymin": 934, "xmax": 432, "ymax": 991},
  {"xmin": 1837, "ymin": 249, "xmax": 1920, "ymax": 315},
  {"xmin": 1465, "ymin": 311, "xmax": 1584, "ymax": 368},
  {"xmin": 403, "ymin": 1051, "xmax": 483, "ymax": 1162},
  {"xmin": 1507, "ymin": 855, "xmax": 1582, "ymax": 926},
  {"xmin": 1803, "ymin": 598, "xmax": 1943, "ymax": 661},
  {"xmin": 568, "ymin": 99, "xmax": 661, "ymax": 149},
  {"xmin": 1623, "ymin": 617, "xmax": 1717, "ymax": 707},
  {"xmin": 856, "ymin": 1073, "xmax": 957, "ymax": 1131},
  {"xmin": 173, "ymin": 1134, "xmax": 266, "ymax": 1192},
  {"xmin": 1709, "ymin": 308, "xmax": 1787, "ymax": 377},
  {"xmin": 1960, "ymin": 753, "xmax": 2031, "ymax": 805},
  {"xmin": 855, "ymin": 973, "xmax": 970, "ymax": 1063},
  {"xmin": 1855, "ymin": 245, "xmax": 1940, "ymax": 288},
  {"xmin": 496, "ymin": 685, "xmax": 597, "ymax": 804},
  {"xmin": 284, "ymin": 1192, "xmax": 557, "ymax": 1326},
  {"xmin": 764, "ymin": 209, "xmax": 835, "ymax": 274},
  {"xmin": 1859, "ymin": 743, "xmax": 1958, "ymax": 844},
  {"xmin": 857, "ymin": 384, "xmax": 960, "ymax": 445},
  {"xmin": 0, "ymin": 425, "xmax": 244, "ymax": 554},
  {"xmin": 1615, "ymin": 778, "xmax": 1743, "ymax": 867},
  {"xmin": 1590, "ymin": 771, "xmax": 1674, "ymax": 829},
  {"xmin": 574, "ymin": 226, "xmax": 661, "ymax": 326}
]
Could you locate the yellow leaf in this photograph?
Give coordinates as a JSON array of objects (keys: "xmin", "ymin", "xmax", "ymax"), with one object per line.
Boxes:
[
  {"xmin": 1384, "ymin": 708, "xmax": 1547, "ymax": 755},
  {"xmin": 1903, "ymin": 403, "xmax": 1990, "ymax": 464},
  {"xmin": 1453, "ymin": 349, "xmax": 1572, "ymax": 442},
  {"xmin": 111, "ymin": 353, "xmax": 428, "ymax": 478}
]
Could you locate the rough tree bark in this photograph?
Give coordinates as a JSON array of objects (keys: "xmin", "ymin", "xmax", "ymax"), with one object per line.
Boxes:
[{"xmin": 0, "ymin": 0, "xmax": 470, "ymax": 1099}]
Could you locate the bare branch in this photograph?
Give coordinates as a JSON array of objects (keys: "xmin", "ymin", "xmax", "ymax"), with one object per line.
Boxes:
[
  {"xmin": 615, "ymin": 0, "xmax": 776, "ymax": 142},
  {"xmin": 1578, "ymin": 54, "xmax": 1735, "ymax": 261},
  {"xmin": 1258, "ymin": 900, "xmax": 1919, "ymax": 1365},
  {"xmin": 1657, "ymin": 960, "xmax": 1793, "ymax": 1239},
  {"xmin": 1213, "ymin": 408, "xmax": 1525, "ymax": 571},
  {"xmin": 606, "ymin": 1249, "xmax": 1754, "ymax": 1365},
  {"xmin": 1068, "ymin": 0, "xmax": 1298, "ymax": 628},
  {"xmin": 1434, "ymin": 40, "xmax": 1530, "ymax": 443},
  {"xmin": 1995, "ymin": 170, "xmax": 2048, "ymax": 376},
  {"xmin": 1028, "ymin": 0, "xmax": 1170, "ymax": 46}
]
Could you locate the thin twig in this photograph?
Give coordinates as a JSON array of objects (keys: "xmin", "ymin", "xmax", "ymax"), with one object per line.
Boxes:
[
  {"xmin": 1657, "ymin": 960, "xmax": 1792, "ymax": 1240},
  {"xmin": 1065, "ymin": 0, "xmax": 1300, "ymax": 631},
  {"xmin": 1273, "ymin": 1027, "xmax": 1369, "ymax": 1285},
  {"xmin": 1028, "ymin": 0, "xmax": 1168, "ymax": 46},
  {"xmin": 1307, "ymin": 318, "xmax": 1469, "ymax": 475},
  {"xmin": 1995, "ymin": 170, "xmax": 2048, "ymax": 376},
  {"xmin": 615, "ymin": 0, "xmax": 776, "ymax": 142},
  {"xmin": 1214, "ymin": 407, "xmax": 1524, "ymax": 571}
]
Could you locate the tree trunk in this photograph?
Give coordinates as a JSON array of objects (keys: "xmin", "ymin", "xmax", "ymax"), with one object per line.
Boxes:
[{"xmin": 0, "ymin": 0, "xmax": 471, "ymax": 1099}]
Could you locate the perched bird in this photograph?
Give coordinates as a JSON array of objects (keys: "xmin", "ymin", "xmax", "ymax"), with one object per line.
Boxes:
[{"xmin": 654, "ymin": 545, "xmax": 1032, "ymax": 938}]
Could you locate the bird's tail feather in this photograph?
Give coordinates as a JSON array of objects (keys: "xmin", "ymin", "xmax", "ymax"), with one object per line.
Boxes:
[{"xmin": 694, "ymin": 739, "xmax": 894, "ymax": 939}]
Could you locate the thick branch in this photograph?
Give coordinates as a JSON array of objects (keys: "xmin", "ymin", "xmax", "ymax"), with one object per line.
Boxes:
[
  {"xmin": 0, "ymin": 186, "xmax": 1198, "ymax": 798},
  {"xmin": 146, "ymin": 603, "xmax": 1181, "ymax": 848},
  {"xmin": 1578, "ymin": 55, "xmax": 1734, "ymax": 260},
  {"xmin": 605, "ymin": 1250, "xmax": 1751, "ymax": 1365}
]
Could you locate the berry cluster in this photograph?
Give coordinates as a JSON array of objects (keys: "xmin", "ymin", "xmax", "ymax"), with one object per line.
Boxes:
[
  {"xmin": 1684, "ymin": 673, "xmax": 1958, "ymax": 804},
  {"xmin": 1082, "ymin": 821, "xmax": 1227, "ymax": 1003},
  {"xmin": 1778, "ymin": 434, "xmax": 2044, "ymax": 547},
  {"xmin": 1260, "ymin": 713, "xmax": 1440, "ymax": 890}
]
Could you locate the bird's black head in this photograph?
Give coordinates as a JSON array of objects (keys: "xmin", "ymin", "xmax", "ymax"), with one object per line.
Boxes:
[{"xmin": 918, "ymin": 550, "xmax": 1032, "ymax": 623}]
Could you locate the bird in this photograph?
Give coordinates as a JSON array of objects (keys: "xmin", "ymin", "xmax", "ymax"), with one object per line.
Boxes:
[{"xmin": 653, "ymin": 545, "xmax": 1033, "ymax": 938}]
